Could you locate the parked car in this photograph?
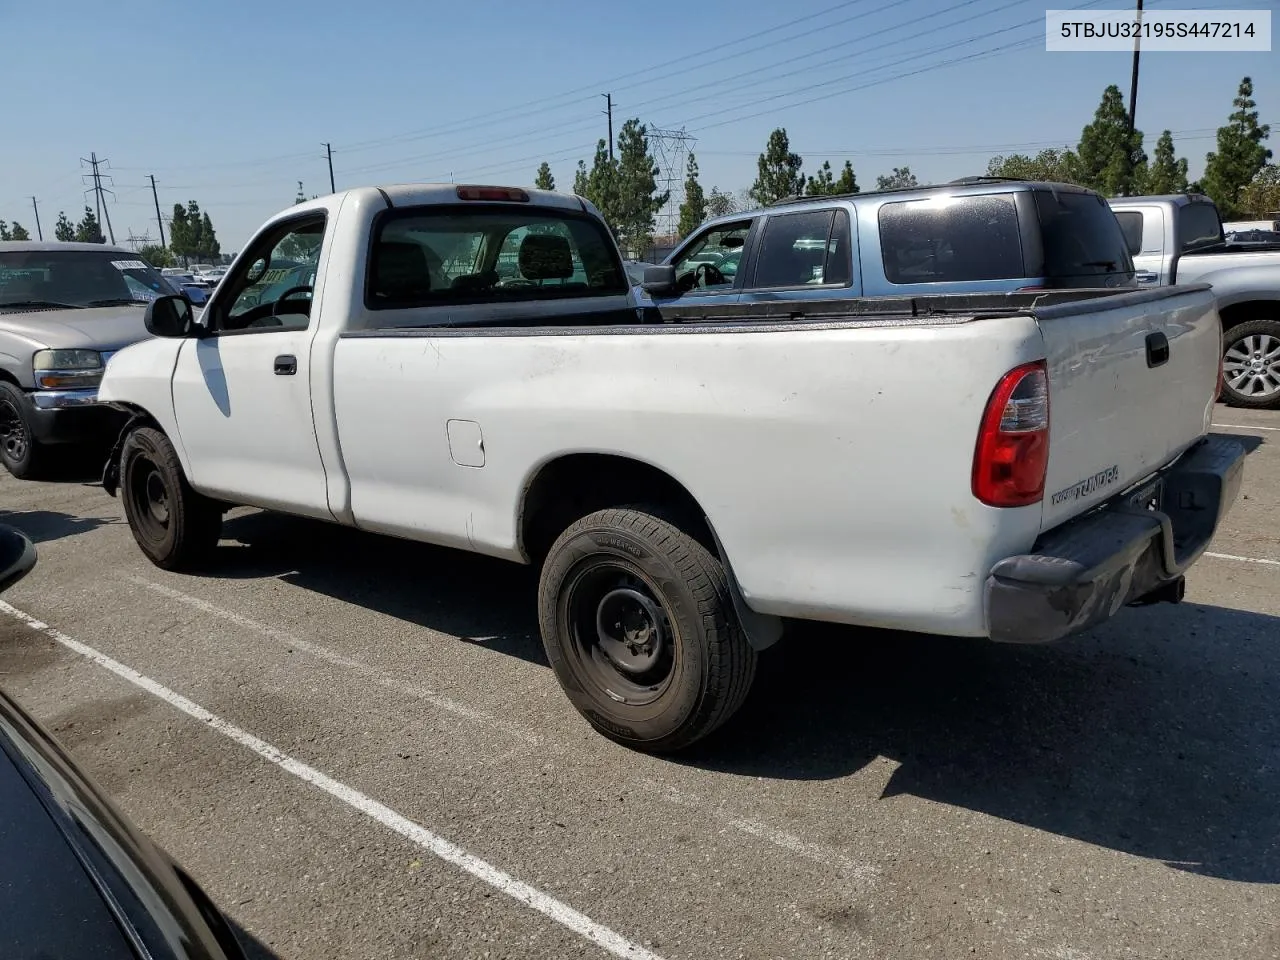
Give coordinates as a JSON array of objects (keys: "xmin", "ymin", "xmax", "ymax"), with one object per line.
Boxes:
[
  {"xmin": 0, "ymin": 523, "xmax": 248, "ymax": 959},
  {"xmin": 0, "ymin": 242, "xmax": 177, "ymax": 478},
  {"xmin": 638, "ymin": 178, "xmax": 1136, "ymax": 317},
  {"xmin": 1108, "ymin": 194, "xmax": 1280, "ymax": 408},
  {"xmin": 97, "ymin": 183, "xmax": 1241, "ymax": 753}
]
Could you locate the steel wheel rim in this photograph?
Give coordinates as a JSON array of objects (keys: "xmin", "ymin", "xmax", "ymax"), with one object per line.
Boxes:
[
  {"xmin": 127, "ymin": 455, "xmax": 171, "ymax": 541},
  {"xmin": 563, "ymin": 559, "xmax": 677, "ymax": 707},
  {"xmin": 1224, "ymin": 333, "xmax": 1280, "ymax": 399}
]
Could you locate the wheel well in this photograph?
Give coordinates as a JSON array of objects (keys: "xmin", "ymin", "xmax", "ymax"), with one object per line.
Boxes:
[
  {"xmin": 520, "ymin": 454, "xmax": 715, "ymax": 564},
  {"xmin": 0, "ymin": 370, "xmax": 20, "ymax": 387},
  {"xmin": 1219, "ymin": 300, "xmax": 1279, "ymax": 331}
]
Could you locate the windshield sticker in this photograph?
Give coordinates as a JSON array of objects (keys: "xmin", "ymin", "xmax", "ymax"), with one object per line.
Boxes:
[{"xmin": 111, "ymin": 259, "xmax": 148, "ymax": 271}]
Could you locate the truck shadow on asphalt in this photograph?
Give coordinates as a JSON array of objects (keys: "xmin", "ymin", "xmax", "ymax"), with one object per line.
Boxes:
[{"xmin": 207, "ymin": 511, "xmax": 1278, "ymax": 886}]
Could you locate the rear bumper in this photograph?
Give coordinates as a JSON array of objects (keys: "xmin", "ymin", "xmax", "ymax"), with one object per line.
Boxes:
[{"xmin": 985, "ymin": 435, "xmax": 1246, "ymax": 644}]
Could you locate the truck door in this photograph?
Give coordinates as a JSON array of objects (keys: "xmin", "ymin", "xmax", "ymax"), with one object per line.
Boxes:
[
  {"xmin": 170, "ymin": 211, "xmax": 334, "ymax": 519},
  {"xmin": 645, "ymin": 218, "xmax": 757, "ymax": 311}
]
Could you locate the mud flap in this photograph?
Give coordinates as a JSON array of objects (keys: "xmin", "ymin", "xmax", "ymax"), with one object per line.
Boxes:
[
  {"xmin": 706, "ymin": 519, "xmax": 784, "ymax": 651},
  {"xmin": 100, "ymin": 413, "xmax": 147, "ymax": 498}
]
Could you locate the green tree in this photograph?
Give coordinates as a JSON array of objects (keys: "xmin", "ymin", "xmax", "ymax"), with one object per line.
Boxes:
[
  {"xmin": 574, "ymin": 139, "xmax": 620, "ymax": 233},
  {"xmin": 534, "ymin": 162, "xmax": 555, "ymax": 191},
  {"xmin": 875, "ymin": 166, "xmax": 919, "ymax": 189},
  {"xmin": 1238, "ymin": 165, "xmax": 1280, "ymax": 218},
  {"xmin": 750, "ymin": 128, "xmax": 804, "ymax": 205},
  {"xmin": 169, "ymin": 203, "xmax": 192, "ymax": 264},
  {"xmin": 1201, "ymin": 77, "xmax": 1272, "ymax": 218},
  {"xmin": 612, "ymin": 119, "xmax": 668, "ymax": 257},
  {"xmin": 1075, "ymin": 85, "xmax": 1146, "ymax": 197},
  {"xmin": 75, "ymin": 206, "xmax": 105, "ymax": 243},
  {"xmin": 199, "ymin": 211, "xmax": 220, "ymax": 261},
  {"xmin": 1144, "ymin": 131, "xmax": 1189, "ymax": 195},
  {"xmin": 805, "ymin": 161, "xmax": 836, "ymax": 196},
  {"xmin": 987, "ymin": 148, "xmax": 1080, "ymax": 183},
  {"xmin": 677, "ymin": 153, "xmax": 707, "ymax": 236},
  {"xmin": 139, "ymin": 243, "xmax": 172, "ymax": 268},
  {"xmin": 833, "ymin": 160, "xmax": 858, "ymax": 194},
  {"xmin": 0, "ymin": 221, "xmax": 9, "ymax": 241},
  {"xmin": 8, "ymin": 222, "xmax": 30, "ymax": 241},
  {"xmin": 54, "ymin": 211, "xmax": 75, "ymax": 242},
  {"xmin": 705, "ymin": 187, "xmax": 737, "ymax": 219}
]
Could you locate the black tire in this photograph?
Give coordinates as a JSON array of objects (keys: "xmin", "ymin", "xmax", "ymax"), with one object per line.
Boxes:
[
  {"xmin": 1221, "ymin": 317, "xmax": 1280, "ymax": 410},
  {"xmin": 119, "ymin": 425, "xmax": 222, "ymax": 570},
  {"xmin": 0, "ymin": 382, "xmax": 47, "ymax": 480},
  {"xmin": 537, "ymin": 506, "xmax": 757, "ymax": 752}
]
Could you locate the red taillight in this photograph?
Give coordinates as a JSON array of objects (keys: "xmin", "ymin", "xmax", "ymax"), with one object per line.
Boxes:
[
  {"xmin": 456, "ymin": 185, "xmax": 530, "ymax": 202},
  {"xmin": 972, "ymin": 360, "xmax": 1050, "ymax": 508}
]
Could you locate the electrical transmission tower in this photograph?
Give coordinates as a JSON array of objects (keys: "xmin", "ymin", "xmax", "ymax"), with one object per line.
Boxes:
[
  {"xmin": 79, "ymin": 152, "xmax": 117, "ymax": 244},
  {"xmin": 647, "ymin": 127, "xmax": 696, "ymax": 245}
]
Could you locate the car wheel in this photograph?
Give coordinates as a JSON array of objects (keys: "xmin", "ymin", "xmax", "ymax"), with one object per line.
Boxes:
[
  {"xmin": 538, "ymin": 505, "xmax": 757, "ymax": 753},
  {"xmin": 119, "ymin": 426, "xmax": 221, "ymax": 570},
  {"xmin": 0, "ymin": 382, "xmax": 46, "ymax": 480},
  {"xmin": 1221, "ymin": 318, "xmax": 1280, "ymax": 409}
]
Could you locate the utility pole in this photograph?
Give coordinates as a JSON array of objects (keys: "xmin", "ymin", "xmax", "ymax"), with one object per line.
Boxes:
[
  {"xmin": 149, "ymin": 175, "xmax": 166, "ymax": 248},
  {"xmin": 602, "ymin": 93, "xmax": 614, "ymax": 160},
  {"xmin": 323, "ymin": 142, "xmax": 335, "ymax": 193},
  {"xmin": 29, "ymin": 197, "xmax": 42, "ymax": 241},
  {"xmin": 1127, "ymin": 0, "xmax": 1143, "ymax": 134}
]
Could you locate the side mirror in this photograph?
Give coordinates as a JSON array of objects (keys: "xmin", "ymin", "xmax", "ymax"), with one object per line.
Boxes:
[
  {"xmin": 641, "ymin": 265, "xmax": 678, "ymax": 296},
  {"xmin": 0, "ymin": 525, "xmax": 36, "ymax": 594},
  {"xmin": 144, "ymin": 294, "xmax": 196, "ymax": 338}
]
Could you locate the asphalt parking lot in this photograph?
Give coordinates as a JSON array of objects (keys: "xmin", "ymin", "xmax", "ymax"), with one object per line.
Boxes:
[{"xmin": 1, "ymin": 407, "xmax": 1278, "ymax": 960}]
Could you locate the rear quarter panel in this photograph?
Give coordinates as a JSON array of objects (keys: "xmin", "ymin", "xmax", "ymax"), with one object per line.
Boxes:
[{"xmin": 332, "ymin": 315, "xmax": 1047, "ymax": 637}]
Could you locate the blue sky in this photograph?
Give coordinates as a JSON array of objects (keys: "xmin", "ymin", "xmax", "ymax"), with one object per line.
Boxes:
[{"xmin": 1, "ymin": 0, "xmax": 1274, "ymax": 252}]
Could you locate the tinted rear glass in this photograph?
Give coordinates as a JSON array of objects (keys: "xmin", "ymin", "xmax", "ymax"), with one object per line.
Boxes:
[
  {"xmin": 1034, "ymin": 190, "xmax": 1134, "ymax": 279},
  {"xmin": 366, "ymin": 205, "xmax": 627, "ymax": 309},
  {"xmin": 751, "ymin": 209, "xmax": 852, "ymax": 288},
  {"xmin": 1180, "ymin": 202, "xmax": 1223, "ymax": 251},
  {"xmin": 879, "ymin": 194, "xmax": 1023, "ymax": 284},
  {"xmin": 1114, "ymin": 211, "xmax": 1144, "ymax": 256}
]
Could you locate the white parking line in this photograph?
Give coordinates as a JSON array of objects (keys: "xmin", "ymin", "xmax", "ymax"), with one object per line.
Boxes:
[
  {"xmin": 1213, "ymin": 422, "xmax": 1280, "ymax": 432},
  {"xmin": 1205, "ymin": 551, "xmax": 1280, "ymax": 567},
  {"xmin": 0, "ymin": 599, "xmax": 665, "ymax": 960},
  {"xmin": 130, "ymin": 575, "xmax": 880, "ymax": 883}
]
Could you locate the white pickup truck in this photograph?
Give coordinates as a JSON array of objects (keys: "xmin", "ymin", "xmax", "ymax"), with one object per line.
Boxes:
[{"xmin": 97, "ymin": 183, "xmax": 1245, "ymax": 752}]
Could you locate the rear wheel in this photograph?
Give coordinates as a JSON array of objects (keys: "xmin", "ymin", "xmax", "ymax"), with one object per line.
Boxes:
[
  {"xmin": 1221, "ymin": 318, "xmax": 1280, "ymax": 409},
  {"xmin": 538, "ymin": 506, "xmax": 756, "ymax": 753},
  {"xmin": 0, "ymin": 382, "xmax": 46, "ymax": 480},
  {"xmin": 119, "ymin": 426, "xmax": 222, "ymax": 570}
]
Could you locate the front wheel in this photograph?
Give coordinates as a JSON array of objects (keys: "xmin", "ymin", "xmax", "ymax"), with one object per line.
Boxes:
[
  {"xmin": 119, "ymin": 426, "xmax": 222, "ymax": 570},
  {"xmin": 1221, "ymin": 318, "xmax": 1280, "ymax": 409},
  {"xmin": 0, "ymin": 382, "xmax": 47, "ymax": 480},
  {"xmin": 537, "ymin": 506, "xmax": 757, "ymax": 753}
]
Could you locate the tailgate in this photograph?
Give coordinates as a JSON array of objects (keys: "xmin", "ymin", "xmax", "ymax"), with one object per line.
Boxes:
[{"xmin": 1034, "ymin": 284, "xmax": 1220, "ymax": 531}]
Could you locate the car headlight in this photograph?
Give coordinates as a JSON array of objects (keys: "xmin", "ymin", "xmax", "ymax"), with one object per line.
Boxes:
[{"xmin": 32, "ymin": 349, "xmax": 104, "ymax": 390}]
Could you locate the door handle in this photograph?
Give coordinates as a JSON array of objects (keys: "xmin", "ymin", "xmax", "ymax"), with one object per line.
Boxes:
[
  {"xmin": 1146, "ymin": 332, "xmax": 1170, "ymax": 368},
  {"xmin": 1136, "ymin": 271, "xmax": 1159, "ymax": 285},
  {"xmin": 274, "ymin": 354, "xmax": 297, "ymax": 376}
]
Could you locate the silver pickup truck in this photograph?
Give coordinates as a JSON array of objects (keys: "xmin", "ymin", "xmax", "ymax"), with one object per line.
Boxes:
[
  {"xmin": 1108, "ymin": 194, "xmax": 1280, "ymax": 409},
  {"xmin": 0, "ymin": 242, "xmax": 176, "ymax": 478}
]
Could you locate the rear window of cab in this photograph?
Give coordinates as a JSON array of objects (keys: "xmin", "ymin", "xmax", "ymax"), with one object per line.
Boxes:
[
  {"xmin": 365, "ymin": 205, "xmax": 627, "ymax": 309},
  {"xmin": 877, "ymin": 188, "xmax": 1133, "ymax": 285}
]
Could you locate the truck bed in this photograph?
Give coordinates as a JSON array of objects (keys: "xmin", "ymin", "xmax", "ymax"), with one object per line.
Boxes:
[{"xmin": 330, "ymin": 283, "xmax": 1220, "ymax": 638}]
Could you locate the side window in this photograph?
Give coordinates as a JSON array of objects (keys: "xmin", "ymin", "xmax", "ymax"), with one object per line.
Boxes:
[
  {"xmin": 215, "ymin": 216, "xmax": 326, "ymax": 333},
  {"xmin": 1114, "ymin": 211, "xmax": 1144, "ymax": 256},
  {"xmin": 670, "ymin": 221, "xmax": 752, "ymax": 292},
  {"xmin": 1179, "ymin": 203, "xmax": 1223, "ymax": 252},
  {"xmin": 750, "ymin": 209, "xmax": 852, "ymax": 289},
  {"xmin": 879, "ymin": 195, "xmax": 1023, "ymax": 284}
]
